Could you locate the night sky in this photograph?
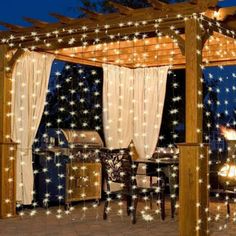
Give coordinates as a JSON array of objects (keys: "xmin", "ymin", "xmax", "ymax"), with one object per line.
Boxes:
[{"xmin": 0, "ymin": 0, "xmax": 80, "ymax": 29}]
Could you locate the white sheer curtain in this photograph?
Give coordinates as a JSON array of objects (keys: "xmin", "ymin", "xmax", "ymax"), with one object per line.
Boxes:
[
  {"xmin": 103, "ymin": 64, "xmax": 133, "ymax": 149},
  {"xmin": 11, "ymin": 51, "xmax": 55, "ymax": 204},
  {"xmin": 103, "ymin": 64, "xmax": 169, "ymax": 158},
  {"xmin": 133, "ymin": 67, "xmax": 169, "ymax": 159}
]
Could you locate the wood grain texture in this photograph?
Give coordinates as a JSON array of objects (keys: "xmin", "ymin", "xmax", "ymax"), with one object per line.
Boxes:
[
  {"xmin": 185, "ymin": 18, "xmax": 203, "ymax": 144},
  {"xmin": 0, "ymin": 143, "xmax": 17, "ymax": 218},
  {"xmin": 0, "ymin": 46, "xmax": 18, "ymax": 218},
  {"xmin": 0, "ymin": 45, "xmax": 10, "ymax": 143},
  {"xmin": 179, "ymin": 17, "xmax": 208, "ymax": 236},
  {"xmin": 47, "ymin": 32, "xmax": 236, "ymax": 68},
  {"xmin": 178, "ymin": 144, "xmax": 209, "ymax": 236}
]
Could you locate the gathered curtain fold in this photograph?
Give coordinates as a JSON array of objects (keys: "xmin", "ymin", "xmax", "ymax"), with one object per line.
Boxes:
[
  {"xmin": 11, "ymin": 51, "xmax": 55, "ymax": 204},
  {"xmin": 103, "ymin": 64, "xmax": 169, "ymax": 159},
  {"xmin": 103, "ymin": 64, "xmax": 134, "ymax": 149}
]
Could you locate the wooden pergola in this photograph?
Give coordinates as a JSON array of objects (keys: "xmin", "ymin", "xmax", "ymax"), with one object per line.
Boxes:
[{"xmin": 0, "ymin": 0, "xmax": 236, "ymax": 235}]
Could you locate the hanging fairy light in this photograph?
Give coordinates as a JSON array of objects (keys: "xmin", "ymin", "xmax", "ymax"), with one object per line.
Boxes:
[
  {"xmin": 200, "ymin": 16, "xmax": 236, "ymax": 232},
  {"xmin": 2, "ymin": 8, "xmax": 236, "ymax": 235}
]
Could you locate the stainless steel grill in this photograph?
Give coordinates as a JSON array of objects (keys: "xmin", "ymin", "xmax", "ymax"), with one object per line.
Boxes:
[
  {"xmin": 35, "ymin": 129, "xmax": 103, "ymax": 205},
  {"xmin": 45, "ymin": 128, "xmax": 104, "ymax": 149}
]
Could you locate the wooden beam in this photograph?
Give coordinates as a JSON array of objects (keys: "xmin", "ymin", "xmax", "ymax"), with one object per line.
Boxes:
[
  {"xmin": 147, "ymin": 0, "xmax": 167, "ymax": 10},
  {"xmin": 0, "ymin": 21, "xmax": 23, "ymax": 32},
  {"xmin": 197, "ymin": 0, "xmax": 219, "ymax": 10},
  {"xmin": 218, "ymin": 6, "xmax": 236, "ymax": 21},
  {"xmin": 23, "ymin": 17, "xmax": 49, "ymax": 28},
  {"xmin": 50, "ymin": 46, "xmax": 236, "ymax": 69},
  {"xmin": 0, "ymin": 45, "xmax": 17, "ymax": 219},
  {"xmin": 224, "ymin": 17, "xmax": 236, "ymax": 31},
  {"xmin": 204, "ymin": 6, "xmax": 236, "ymax": 22},
  {"xmin": 7, "ymin": 49, "xmax": 25, "ymax": 71},
  {"xmin": 9, "ymin": 20, "xmax": 185, "ymax": 50},
  {"xmin": 80, "ymin": 8, "xmax": 103, "ymax": 21},
  {"xmin": 185, "ymin": 19, "xmax": 202, "ymax": 144},
  {"xmin": 201, "ymin": 29, "xmax": 213, "ymax": 49},
  {"xmin": 201, "ymin": 15, "xmax": 236, "ymax": 44},
  {"xmin": 49, "ymin": 13, "xmax": 75, "ymax": 24},
  {"xmin": 54, "ymin": 53, "xmax": 103, "ymax": 67},
  {"xmin": 0, "ymin": 45, "xmax": 10, "ymax": 144},
  {"xmin": 178, "ymin": 144, "xmax": 209, "ymax": 236},
  {"xmin": 0, "ymin": 1, "xmax": 229, "ymax": 41},
  {"xmin": 0, "ymin": 2, "xmax": 205, "ymax": 40},
  {"xmin": 160, "ymin": 29, "xmax": 185, "ymax": 55},
  {"xmin": 109, "ymin": 1, "xmax": 134, "ymax": 15},
  {"xmin": 179, "ymin": 17, "xmax": 209, "ymax": 236}
]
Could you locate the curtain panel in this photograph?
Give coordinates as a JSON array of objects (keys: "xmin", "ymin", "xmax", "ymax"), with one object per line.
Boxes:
[
  {"xmin": 11, "ymin": 51, "xmax": 55, "ymax": 204},
  {"xmin": 103, "ymin": 64, "xmax": 169, "ymax": 159}
]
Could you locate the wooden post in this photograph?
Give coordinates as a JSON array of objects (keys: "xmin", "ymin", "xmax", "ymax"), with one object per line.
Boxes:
[
  {"xmin": 179, "ymin": 18, "xmax": 209, "ymax": 236},
  {"xmin": 0, "ymin": 45, "xmax": 17, "ymax": 218}
]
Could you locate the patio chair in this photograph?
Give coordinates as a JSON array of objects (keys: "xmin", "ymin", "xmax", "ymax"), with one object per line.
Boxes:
[
  {"xmin": 149, "ymin": 147, "xmax": 179, "ymax": 219},
  {"xmin": 100, "ymin": 148, "xmax": 165, "ymax": 224}
]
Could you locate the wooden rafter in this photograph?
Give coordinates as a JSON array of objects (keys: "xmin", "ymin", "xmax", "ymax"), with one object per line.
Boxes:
[
  {"xmin": 0, "ymin": 2, "xmax": 234, "ymax": 50},
  {"xmin": 7, "ymin": 48, "xmax": 25, "ymax": 69},
  {"xmin": 197, "ymin": 0, "xmax": 219, "ymax": 10},
  {"xmin": 7, "ymin": 18, "xmax": 185, "ymax": 50},
  {"xmin": 23, "ymin": 17, "xmax": 49, "ymax": 28},
  {"xmin": 80, "ymin": 8, "xmax": 103, "ymax": 21},
  {"xmin": 201, "ymin": 29, "xmax": 213, "ymax": 49},
  {"xmin": 224, "ymin": 16, "xmax": 236, "ymax": 31},
  {"xmin": 45, "ymin": 31, "xmax": 236, "ymax": 69},
  {"xmin": 109, "ymin": 1, "xmax": 134, "ymax": 15},
  {"xmin": 147, "ymin": 0, "xmax": 167, "ymax": 10},
  {"xmin": 201, "ymin": 15, "xmax": 236, "ymax": 39},
  {"xmin": 49, "ymin": 13, "xmax": 75, "ymax": 24},
  {"xmin": 159, "ymin": 29, "xmax": 185, "ymax": 55},
  {"xmin": 0, "ymin": 21, "xmax": 23, "ymax": 32},
  {"xmin": 205, "ymin": 6, "xmax": 236, "ymax": 21},
  {"xmin": 0, "ymin": 1, "xmax": 215, "ymax": 39}
]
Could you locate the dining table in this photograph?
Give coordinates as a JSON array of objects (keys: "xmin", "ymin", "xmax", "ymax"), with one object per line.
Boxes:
[
  {"xmin": 133, "ymin": 157, "xmax": 179, "ymax": 217},
  {"xmin": 133, "ymin": 157, "xmax": 179, "ymax": 187}
]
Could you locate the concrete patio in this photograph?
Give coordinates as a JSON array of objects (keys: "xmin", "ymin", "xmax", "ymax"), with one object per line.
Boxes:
[{"xmin": 0, "ymin": 200, "xmax": 235, "ymax": 236}]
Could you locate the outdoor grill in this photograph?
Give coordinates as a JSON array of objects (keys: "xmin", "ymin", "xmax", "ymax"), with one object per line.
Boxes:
[{"xmin": 34, "ymin": 129, "xmax": 104, "ymax": 206}]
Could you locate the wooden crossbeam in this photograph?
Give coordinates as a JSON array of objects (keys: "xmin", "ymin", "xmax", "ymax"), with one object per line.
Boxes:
[
  {"xmin": 201, "ymin": 15, "xmax": 236, "ymax": 39},
  {"xmin": 9, "ymin": 18, "xmax": 184, "ymax": 50},
  {"xmin": 80, "ymin": 8, "xmax": 103, "ymax": 21},
  {"xmin": 109, "ymin": 1, "xmax": 134, "ymax": 15},
  {"xmin": 0, "ymin": 21, "xmax": 23, "ymax": 32},
  {"xmin": 147, "ymin": 0, "xmax": 167, "ymax": 10},
  {"xmin": 224, "ymin": 16, "xmax": 236, "ymax": 31},
  {"xmin": 205, "ymin": 7, "xmax": 236, "ymax": 21},
  {"xmin": 23, "ymin": 17, "xmax": 48, "ymax": 28},
  {"xmin": 0, "ymin": 4, "xmax": 204, "ymax": 40},
  {"xmin": 201, "ymin": 29, "xmax": 213, "ymax": 49},
  {"xmin": 0, "ymin": 2, "xmax": 234, "ymax": 44},
  {"xmin": 197, "ymin": 0, "xmax": 219, "ymax": 10},
  {"xmin": 189, "ymin": 0, "xmax": 197, "ymax": 5},
  {"xmin": 218, "ymin": 6, "xmax": 236, "ymax": 21},
  {"xmin": 49, "ymin": 13, "xmax": 75, "ymax": 24},
  {"xmin": 160, "ymin": 29, "xmax": 185, "ymax": 55},
  {"xmin": 7, "ymin": 49, "xmax": 25, "ymax": 69}
]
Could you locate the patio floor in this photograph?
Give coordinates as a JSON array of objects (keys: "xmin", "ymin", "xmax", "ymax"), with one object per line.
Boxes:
[{"xmin": 0, "ymin": 200, "xmax": 235, "ymax": 236}]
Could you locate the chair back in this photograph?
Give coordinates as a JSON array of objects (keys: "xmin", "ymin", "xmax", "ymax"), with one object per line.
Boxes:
[{"xmin": 100, "ymin": 148, "xmax": 134, "ymax": 191}]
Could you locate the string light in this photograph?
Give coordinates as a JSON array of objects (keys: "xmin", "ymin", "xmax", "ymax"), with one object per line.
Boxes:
[{"xmin": 1, "ymin": 10, "xmax": 236, "ymax": 235}]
